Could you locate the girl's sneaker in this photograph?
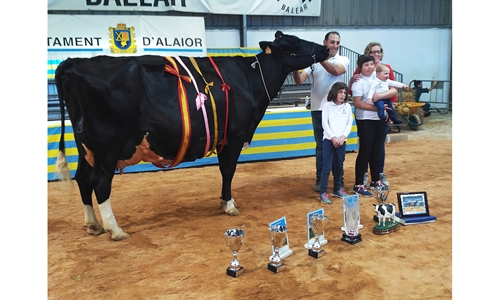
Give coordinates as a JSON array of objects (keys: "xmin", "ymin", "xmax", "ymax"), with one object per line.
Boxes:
[
  {"xmin": 319, "ymin": 192, "xmax": 331, "ymax": 204},
  {"xmin": 332, "ymin": 188, "xmax": 348, "ymax": 198},
  {"xmin": 353, "ymin": 185, "xmax": 372, "ymax": 197}
]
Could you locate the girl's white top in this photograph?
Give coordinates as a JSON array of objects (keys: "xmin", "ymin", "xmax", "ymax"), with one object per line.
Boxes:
[
  {"xmin": 321, "ymin": 101, "xmax": 353, "ymax": 140},
  {"xmin": 351, "ymin": 73, "xmax": 379, "ymax": 120}
]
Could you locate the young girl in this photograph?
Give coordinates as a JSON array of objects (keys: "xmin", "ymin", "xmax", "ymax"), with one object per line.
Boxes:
[{"xmin": 318, "ymin": 82, "xmax": 352, "ymax": 203}]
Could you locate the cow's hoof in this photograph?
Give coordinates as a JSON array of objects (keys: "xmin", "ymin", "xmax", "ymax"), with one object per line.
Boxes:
[
  {"xmin": 111, "ymin": 231, "xmax": 130, "ymax": 241},
  {"xmin": 220, "ymin": 198, "xmax": 238, "ymax": 208},
  {"xmin": 222, "ymin": 199, "xmax": 240, "ymax": 216},
  {"xmin": 86, "ymin": 223, "xmax": 105, "ymax": 236}
]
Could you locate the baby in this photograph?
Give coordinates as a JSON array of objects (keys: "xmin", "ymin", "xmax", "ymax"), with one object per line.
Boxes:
[{"xmin": 367, "ymin": 64, "xmax": 409, "ymax": 124}]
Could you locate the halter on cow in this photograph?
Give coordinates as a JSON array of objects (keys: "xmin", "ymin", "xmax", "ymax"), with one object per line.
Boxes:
[{"xmin": 55, "ymin": 31, "xmax": 329, "ymax": 241}]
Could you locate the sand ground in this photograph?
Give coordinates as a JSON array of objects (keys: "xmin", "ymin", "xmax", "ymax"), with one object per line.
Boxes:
[{"xmin": 48, "ymin": 112, "xmax": 452, "ymax": 300}]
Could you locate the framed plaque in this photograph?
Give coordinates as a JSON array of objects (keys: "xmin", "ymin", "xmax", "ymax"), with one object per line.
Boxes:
[{"xmin": 396, "ymin": 191, "xmax": 430, "ymax": 218}]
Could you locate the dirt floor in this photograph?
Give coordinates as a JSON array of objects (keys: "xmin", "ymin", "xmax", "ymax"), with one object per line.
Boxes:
[{"xmin": 48, "ymin": 112, "xmax": 452, "ymax": 300}]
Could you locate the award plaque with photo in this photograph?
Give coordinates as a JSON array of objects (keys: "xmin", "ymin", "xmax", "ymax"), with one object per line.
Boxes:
[
  {"xmin": 396, "ymin": 192, "xmax": 436, "ymax": 225},
  {"xmin": 304, "ymin": 208, "xmax": 327, "ymax": 249}
]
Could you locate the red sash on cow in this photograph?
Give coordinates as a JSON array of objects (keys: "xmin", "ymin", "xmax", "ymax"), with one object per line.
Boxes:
[
  {"xmin": 208, "ymin": 57, "xmax": 230, "ymax": 154},
  {"xmin": 164, "ymin": 56, "xmax": 192, "ymax": 167}
]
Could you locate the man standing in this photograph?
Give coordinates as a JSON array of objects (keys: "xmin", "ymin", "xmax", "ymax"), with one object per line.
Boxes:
[{"xmin": 293, "ymin": 31, "xmax": 349, "ymax": 192}]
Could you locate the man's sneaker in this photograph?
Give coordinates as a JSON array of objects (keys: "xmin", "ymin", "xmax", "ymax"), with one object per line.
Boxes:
[
  {"xmin": 312, "ymin": 180, "xmax": 320, "ymax": 192},
  {"xmin": 332, "ymin": 188, "xmax": 348, "ymax": 198},
  {"xmin": 319, "ymin": 192, "xmax": 331, "ymax": 204},
  {"xmin": 379, "ymin": 173, "xmax": 390, "ymax": 187},
  {"xmin": 363, "ymin": 173, "xmax": 369, "ymax": 187},
  {"xmin": 353, "ymin": 185, "xmax": 372, "ymax": 197}
]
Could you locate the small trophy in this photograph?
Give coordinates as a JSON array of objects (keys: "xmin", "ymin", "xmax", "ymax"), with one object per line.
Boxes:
[
  {"xmin": 308, "ymin": 214, "xmax": 328, "ymax": 258},
  {"xmin": 371, "ymin": 186, "xmax": 400, "ymax": 235},
  {"xmin": 268, "ymin": 225, "xmax": 288, "ymax": 273},
  {"xmin": 341, "ymin": 195, "xmax": 362, "ymax": 244},
  {"xmin": 224, "ymin": 225, "xmax": 245, "ymax": 277}
]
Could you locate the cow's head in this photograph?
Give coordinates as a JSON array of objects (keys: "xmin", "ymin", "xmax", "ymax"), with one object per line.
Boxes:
[{"xmin": 259, "ymin": 31, "xmax": 329, "ymax": 71}]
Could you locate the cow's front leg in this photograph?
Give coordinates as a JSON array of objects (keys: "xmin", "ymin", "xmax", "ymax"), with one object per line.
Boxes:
[{"xmin": 98, "ymin": 198, "xmax": 130, "ymax": 241}]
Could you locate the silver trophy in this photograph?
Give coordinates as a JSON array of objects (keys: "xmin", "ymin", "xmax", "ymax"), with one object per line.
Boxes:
[
  {"xmin": 341, "ymin": 195, "xmax": 362, "ymax": 244},
  {"xmin": 308, "ymin": 214, "xmax": 328, "ymax": 258},
  {"xmin": 224, "ymin": 225, "xmax": 245, "ymax": 277},
  {"xmin": 268, "ymin": 225, "xmax": 288, "ymax": 273},
  {"xmin": 371, "ymin": 184, "xmax": 390, "ymax": 223}
]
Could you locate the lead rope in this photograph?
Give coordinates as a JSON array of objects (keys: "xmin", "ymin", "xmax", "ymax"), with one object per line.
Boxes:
[{"xmin": 252, "ymin": 56, "xmax": 272, "ymax": 103}]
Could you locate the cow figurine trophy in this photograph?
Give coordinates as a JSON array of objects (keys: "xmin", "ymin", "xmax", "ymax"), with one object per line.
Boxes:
[{"xmin": 371, "ymin": 185, "xmax": 400, "ymax": 235}]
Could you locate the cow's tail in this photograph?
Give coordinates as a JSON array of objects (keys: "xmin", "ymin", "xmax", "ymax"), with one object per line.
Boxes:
[{"xmin": 54, "ymin": 62, "xmax": 71, "ymax": 185}]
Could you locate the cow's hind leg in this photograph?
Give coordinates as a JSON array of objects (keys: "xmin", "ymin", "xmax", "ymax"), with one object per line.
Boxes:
[
  {"xmin": 217, "ymin": 142, "xmax": 244, "ymax": 216},
  {"xmin": 92, "ymin": 157, "xmax": 130, "ymax": 241},
  {"xmin": 75, "ymin": 155, "xmax": 105, "ymax": 236}
]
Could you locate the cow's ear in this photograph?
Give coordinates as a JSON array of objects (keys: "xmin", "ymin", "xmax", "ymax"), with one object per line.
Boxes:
[
  {"xmin": 275, "ymin": 31, "xmax": 284, "ymax": 39},
  {"xmin": 259, "ymin": 41, "xmax": 271, "ymax": 51}
]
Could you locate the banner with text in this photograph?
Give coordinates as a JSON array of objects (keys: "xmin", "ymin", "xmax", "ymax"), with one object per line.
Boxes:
[
  {"xmin": 48, "ymin": 14, "xmax": 206, "ymax": 62},
  {"xmin": 48, "ymin": 0, "xmax": 321, "ymax": 16}
]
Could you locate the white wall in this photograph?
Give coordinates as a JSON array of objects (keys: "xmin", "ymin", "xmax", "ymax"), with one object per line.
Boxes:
[{"xmin": 206, "ymin": 28, "xmax": 451, "ymax": 87}]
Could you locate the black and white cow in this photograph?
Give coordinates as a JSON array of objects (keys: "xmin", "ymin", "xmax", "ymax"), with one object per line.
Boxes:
[
  {"xmin": 373, "ymin": 203, "xmax": 396, "ymax": 226},
  {"xmin": 55, "ymin": 31, "xmax": 329, "ymax": 241}
]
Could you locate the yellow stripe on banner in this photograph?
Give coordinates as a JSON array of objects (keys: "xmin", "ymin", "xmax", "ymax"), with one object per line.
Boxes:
[
  {"xmin": 252, "ymin": 130, "xmax": 312, "ymax": 141},
  {"xmin": 346, "ymin": 137, "xmax": 357, "ymax": 145},
  {"xmin": 258, "ymin": 117, "xmax": 311, "ymax": 127},
  {"xmin": 48, "ymin": 162, "xmax": 78, "ymax": 173},
  {"xmin": 48, "ymin": 147, "xmax": 79, "ymax": 158},
  {"xmin": 241, "ymin": 142, "xmax": 316, "ymax": 154},
  {"xmin": 48, "ymin": 133, "xmax": 75, "ymax": 143}
]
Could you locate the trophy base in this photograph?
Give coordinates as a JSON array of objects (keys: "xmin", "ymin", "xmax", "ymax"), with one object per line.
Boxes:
[
  {"xmin": 372, "ymin": 222, "xmax": 400, "ymax": 235},
  {"xmin": 341, "ymin": 233, "xmax": 362, "ymax": 245},
  {"xmin": 308, "ymin": 249, "xmax": 325, "ymax": 259},
  {"xmin": 226, "ymin": 266, "xmax": 244, "ymax": 278},
  {"xmin": 267, "ymin": 262, "xmax": 285, "ymax": 273}
]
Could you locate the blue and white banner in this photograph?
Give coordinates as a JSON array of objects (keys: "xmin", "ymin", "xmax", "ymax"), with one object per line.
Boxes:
[
  {"xmin": 48, "ymin": 15, "xmax": 206, "ymax": 60},
  {"xmin": 48, "ymin": 0, "xmax": 322, "ymax": 16}
]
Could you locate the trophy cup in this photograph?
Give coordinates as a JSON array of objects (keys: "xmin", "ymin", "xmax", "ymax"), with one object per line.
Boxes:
[
  {"xmin": 224, "ymin": 225, "xmax": 245, "ymax": 277},
  {"xmin": 341, "ymin": 195, "xmax": 362, "ymax": 244},
  {"xmin": 308, "ymin": 214, "xmax": 328, "ymax": 258},
  {"xmin": 268, "ymin": 225, "xmax": 288, "ymax": 273},
  {"xmin": 371, "ymin": 185, "xmax": 400, "ymax": 235}
]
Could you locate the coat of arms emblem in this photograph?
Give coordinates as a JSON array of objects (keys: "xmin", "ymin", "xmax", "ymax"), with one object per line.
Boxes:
[{"xmin": 109, "ymin": 23, "xmax": 137, "ymax": 53}]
